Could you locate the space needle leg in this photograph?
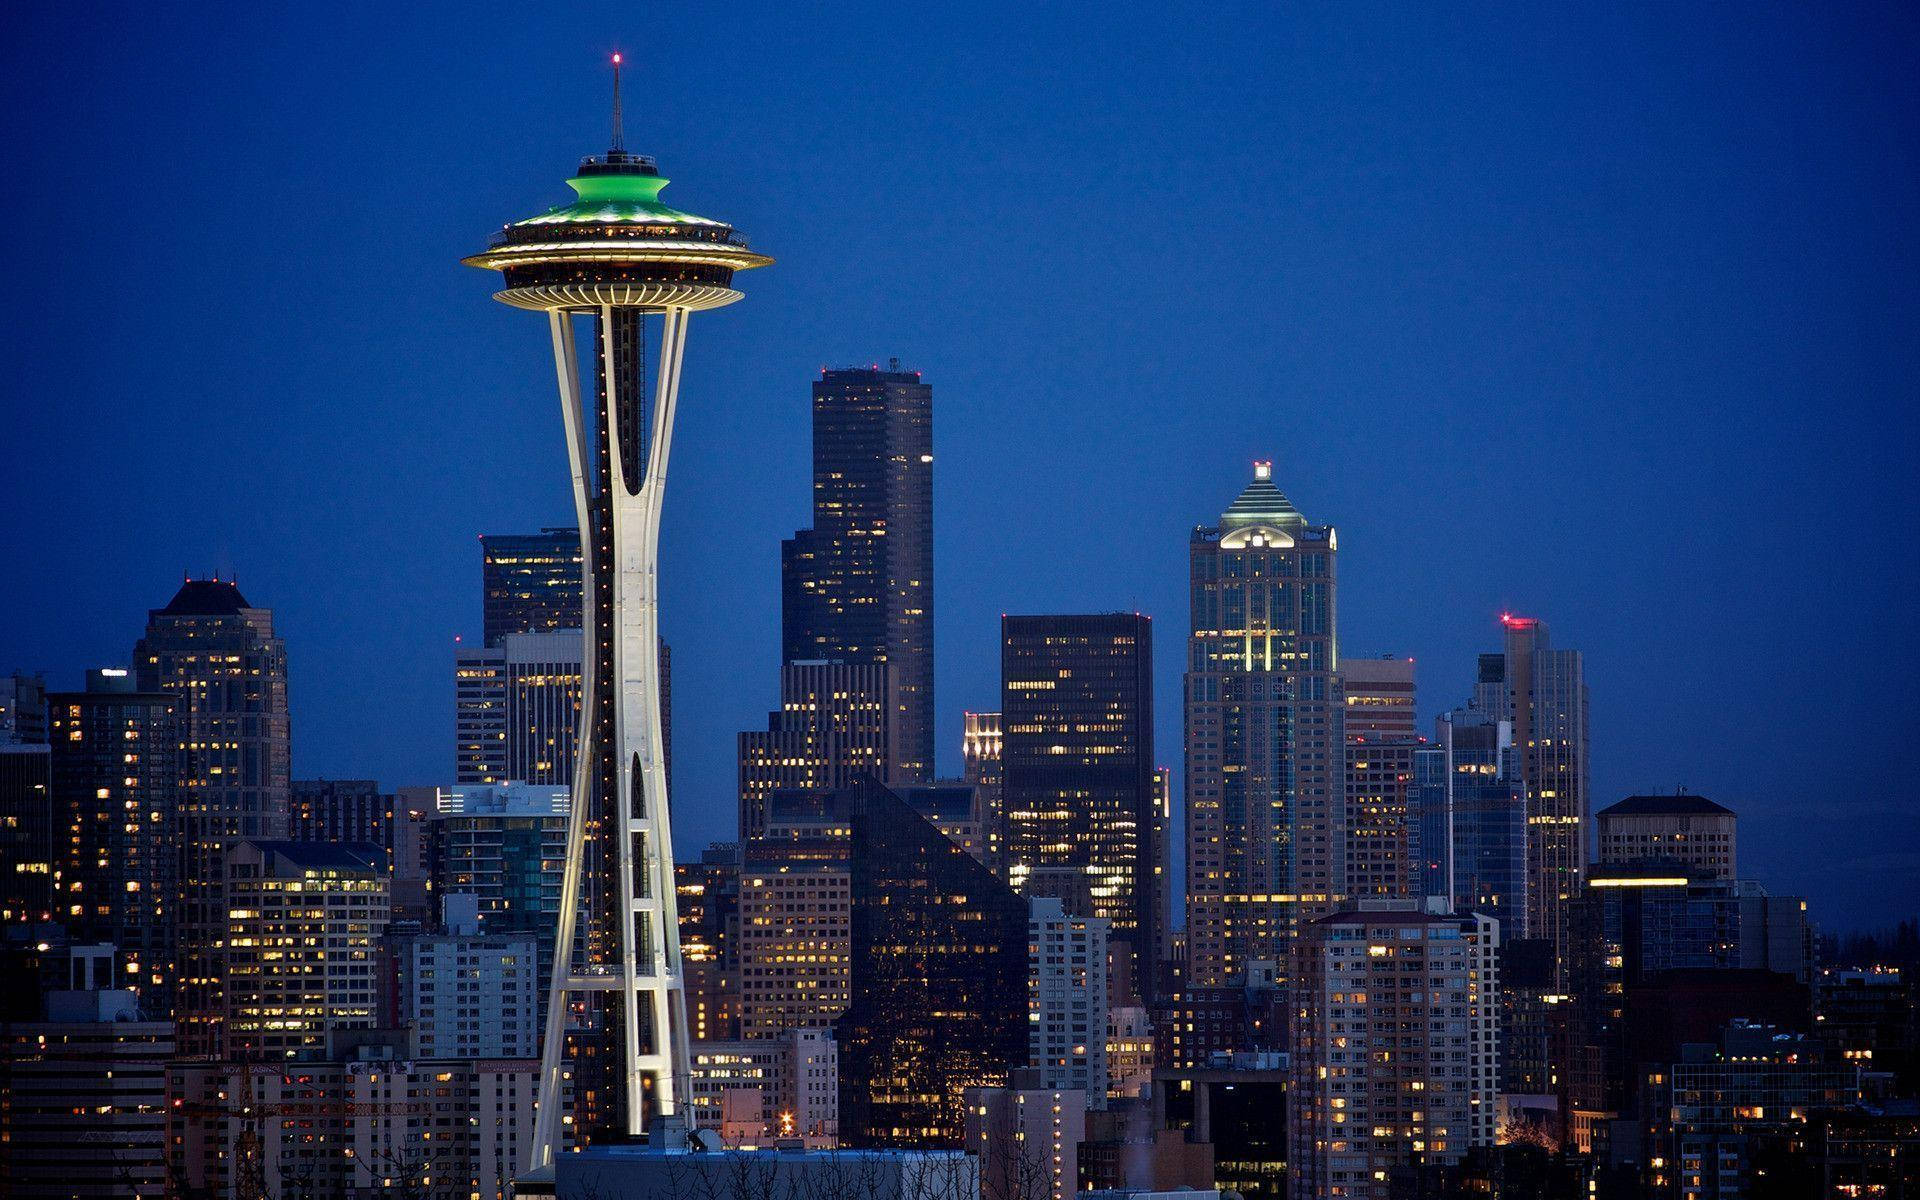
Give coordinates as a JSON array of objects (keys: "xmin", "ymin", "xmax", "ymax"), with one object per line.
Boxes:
[{"xmin": 530, "ymin": 308, "xmax": 597, "ymax": 1171}]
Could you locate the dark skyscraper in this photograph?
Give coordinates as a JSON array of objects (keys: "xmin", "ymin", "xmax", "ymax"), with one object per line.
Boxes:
[
  {"xmin": 1184, "ymin": 462, "xmax": 1342, "ymax": 988},
  {"xmin": 1001, "ymin": 612, "xmax": 1160, "ymax": 1001},
  {"xmin": 834, "ymin": 777, "xmax": 1028, "ymax": 1148},
  {"xmin": 134, "ymin": 577, "xmax": 290, "ymax": 1057},
  {"xmin": 47, "ymin": 670, "xmax": 180, "ymax": 1014},
  {"xmin": 481, "ymin": 527, "xmax": 585, "ymax": 648},
  {"xmin": 781, "ymin": 364, "xmax": 934, "ymax": 783},
  {"xmin": 290, "ymin": 778, "xmax": 393, "ymax": 850}
]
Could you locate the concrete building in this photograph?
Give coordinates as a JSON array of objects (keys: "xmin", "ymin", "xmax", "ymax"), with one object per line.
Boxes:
[
  {"xmin": 169, "ymin": 1050, "xmax": 549, "ymax": 1200},
  {"xmin": 737, "ymin": 659, "xmax": 890, "ymax": 839},
  {"xmin": 1, "ymin": 985, "xmax": 173, "ymax": 1199},
  {"xmin": 398, "ymin": 895, "xmax": 541, "ymax": 1060},
  {"xmin": 1288, "ymin": 903, "xmax": 1500, "ymax": 1200},
  {"xmin": 135, "ymin": 576, "xmax": 291, "ymax": 1057},
  {"xmin": 966, "ymin": 1078, "xmax": 1088, "ymax": 1200},
  {"xmin": 678, "ymin": 843, "xmax": 742, "ymax": 1043},
  {"xmin": 688, "ymin": 1027, "xmax": 839, "ymax": 1147},
  {"xmin": 420, "ymin": 782, "xmax": 569, "ymax": 991},
  {"xmin": 781, "ymin": 363, "xmax": 936, "ymax": 785},
  {"xmin": 1595, "ymin": 793, "xmax": 1737, "ymax": 880},
  {"xmin": 1106, "ymin": 1005, "xmax": 1156, "ymax": 1102},
  {"xmin": 223, "ymin": 840, "xmax": 389, "ymax": 1057},
  {"xmin": 1030, "ymin": 897, "xmax": 1110, "ymax": 1106},
  {"xmin": 1003, "ymin": 612, "xmax": 1161, "ymax": 1003},
  {"xmin": 1339, "ymin": 655, "xmax": 1416, "ymax": 738},
  {"xmin": 1343, "ymin": 736, "xmax": 1418, "ymax": 901},
  {"xmin": 1186, "ymin": 463, "xmax": 1341, "ymax": 990},
  {"xmin": 738, "ymin": 796, "xmax": 854, "ymax": 1039}
]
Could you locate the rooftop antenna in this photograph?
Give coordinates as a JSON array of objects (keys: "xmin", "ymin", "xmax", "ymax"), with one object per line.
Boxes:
[{"xmin": 610, "ymin": 52, "xmax": 625, "ymax": 152}]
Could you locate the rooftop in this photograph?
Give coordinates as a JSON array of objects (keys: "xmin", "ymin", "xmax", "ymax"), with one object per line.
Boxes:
[
  {"xmin": 1599, "ymin": 794, "xmax": 1734, "ymax": 818},
  {"xmin": 1221, "ymin": 461, "xmax": 1306, "ymax": 530},
  {"xmin": 159, "ymin": 577, "xmax": 253, "ymax": 616}
]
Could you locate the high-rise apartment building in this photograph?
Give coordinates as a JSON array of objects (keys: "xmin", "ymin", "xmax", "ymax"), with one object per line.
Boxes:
[
  {"xmin": 1595, "ymin": 793, "xmax": 1736, "ymax": 879},
  {"xmin": 1339, "ymin": 656, "xmax": 1416, "ymax": 738},
  {"xmin": 1186, "ymin": 463, "xmax": 1341, "ymax": 988},
  {"xmin": 222, "ymin": 840, "xmax": 388, "ymax": 1057},
  {"xmin": 397, "ymin": 897, "xmax": 541, "ymax": 1060},
  {"xmin": 737, "ymin": 660, "xmax": 890, "ymax": 839},
  {"xmin": 1002, "ymin": 613, "xmax": 1161, "ymax": 1002},
  {"xmin": 1473, "ymin": 616, "xmax": 1587, "ymax": 987},
  {"xmin": 1288, "ymin": 904, "xmax": 1500, "ymax": 1200},
  {"xmin": 1029, "ymin": 897, "xmax": 1110, "ymax": 1106},
  {"xmin": 481, "ymin": 527, "xmax": 585, "ymax": 647},
  {"xmin": 46, "ymin": 670, "xmax": 179, "ymax": 1011},
  {"xmin": 418, "ymin": 782, "xmax": 570, "ymax": 993},
  {"xmin": 1343, "ymin": 737, "xmax": 1417, "ymax": 901},
  {"xmin": 134, "ymin": 577, "xmax": 290, "ymax": 1057},
  {"xmin": 455, "ymin": 630, "xmax": 586, "ymax": 786},
  {"xmin": 781, "ymin": 364, "xmax": 934, "ymax": 783}
]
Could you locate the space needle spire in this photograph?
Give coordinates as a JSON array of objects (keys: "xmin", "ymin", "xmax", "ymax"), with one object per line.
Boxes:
[{"xmin": 465, "ymin": 58, "xmax": 771, "ymax": 1170}]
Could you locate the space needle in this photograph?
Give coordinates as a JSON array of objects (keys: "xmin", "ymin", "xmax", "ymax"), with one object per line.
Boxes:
[{"xmin": 465, "ymin": 57, "xmax": 770, "ymax": 1168}]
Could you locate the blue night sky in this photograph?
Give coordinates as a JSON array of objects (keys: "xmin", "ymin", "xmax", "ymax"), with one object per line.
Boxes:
[{"xmin": 4, "ymin": 3, "xmax": 1915, "ymax": 929}]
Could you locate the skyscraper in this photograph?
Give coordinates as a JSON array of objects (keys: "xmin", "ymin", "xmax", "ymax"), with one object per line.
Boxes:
[
  {"xmin": 465, "ymin": 77, "xmax": 769, "ymax": 1148},
  {"xmin": 1595, "ymin": 793, "xmax": 1737, "ymax": 879},
  {"xmin": 1431, "ymin": 710, "xmax": 1528, "ymax": 928},
  {"xmin": 0, "ymin": 743, "xmax": 52, "ymax": 930},
  {"xmin": 290, "ymin": 777, "xmax": 392, "ymax": 848},
  {"xmin": 1474, "ymin": 615, "xmax": 1588, "ymax": 986},
  {"xmin": 0, "ymin": 673, "xmax": 47, "ymax": 745},
  {"xmin": 134, "ymin": 576, "xmax": 289, "ymax": 1057},
  {"xmin": 1185, "ymin": 462, "xmax": 1341, "ymax": 988},
  {"xmin": 781, "ymin": 364, "xmax": 934, "ymax": 783},
  {"xmin": 1028, "ymin": 897, "xmax": 1110, "ymax": 1106},
  {"xmin": 1001, "ymin": 613, "xmax": 1159, "ymax": 1001},
  {"xmin": 1339, "ymin": 655, "xmax": 1416, "ymax": 738},
  {"xmin": 481, "ymin": 527, "xmax": 585, "ymax": 647},
  {"xmin": 455, "ymin": 631, "xmax": 586, "ymax": 786},
  {"xmin": 47, "ymin": 669, "xmax": 179, "ymax": 1012},
  {"xmin": 737, "ymin": 660, "xmax": 890, "ymax": 839}
]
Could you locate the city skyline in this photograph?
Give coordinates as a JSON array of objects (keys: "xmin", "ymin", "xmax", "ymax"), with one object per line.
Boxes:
[{"xmin": 4, "ymin": 5, "xmax": 1917, "ymax": 932}]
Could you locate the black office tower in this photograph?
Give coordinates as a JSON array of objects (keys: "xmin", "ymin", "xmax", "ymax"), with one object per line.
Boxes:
[
  {"xmin": 1001, "ymin": 613, "xmax": 1161, "ymax": 1002},
  {"xmin": 835, "ymin": 777, "xmax": 1028, "ymax": 1148},
  {"xmin": 781, "ymin": 364, "xmax": 934, "ymax": 783}
]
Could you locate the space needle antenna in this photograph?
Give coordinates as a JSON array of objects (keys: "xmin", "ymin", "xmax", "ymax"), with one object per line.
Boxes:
[{"xmin": 610, "ymin": 52, "xmax": 625, "ymax": 152}]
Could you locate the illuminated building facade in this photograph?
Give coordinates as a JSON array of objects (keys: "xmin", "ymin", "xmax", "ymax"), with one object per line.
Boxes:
[
  {"xmin": 781, "ymin": 363, "xmax": 935, "ymax": 785},
  {"xmin": 737, "ymin": 660, "xmax": 889, "ymax": 839},
  {"xmin": 1473, "ymin": 616, "xmax": 1587, "ymax": 988},
  {"xmin": 1595, "ymin": 793, "xmax": 1736, "ymax": 880},
  {"xmin": 738, "ymin": 793, "xmax": 853, "ymax": 1039},
  {"xmin": 1001, "ymin": 613, "xmax": 1161, "ymax": 1003},
  {"xmin": 964, "ymin": 1079, "xmax": 1088, "ymax": 1200},
  {"xmin": 222, "ymin": 840, "xmax": 388, "ymax": 1057},
  {"xmin": 465, "ymin": 68, "xmax": 769, "ymax": 1153},
  {"xmin": 134, "ymin": 576, "xmax": 289, "ymax": 1058},
  {"xmin": 482, "ymin": 527, "xmax": 585, "ymax": 647},
  {"xmin": 963, "ymin": 711, "xmax": 1004, "ymax": 868},
  {"xmin": 46, "ymin": 670, "xmax": 178, "ymax": 1012},
  {"xmin": 900, "ymin": 781, "xmax": 992, "ymax": 868},
  {"xmin": 455, "ymin": 631, "xmax": 585, "ymax": 786},
  {"xmin": 688, "ymin": 1027, "xmax": 839, "ymax": 1147},
  {"xmin": 396, "ymin": 899, "xmax": 541, "ymax": 1060},
  {"xmin": 1287, "ymin": 904, "xmax": 1500, "ymax": 1200},
  {"xmin": 1342, "ymin": 736, "xmax": 1417, "ymax": 901},
  {"xmin": 1185, "ymin": 462, "xmax": 1341, "ymax": 989},
  {"xmin": 676, "ymin": 842, "xmax": 741, "ymax": 1043}
]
